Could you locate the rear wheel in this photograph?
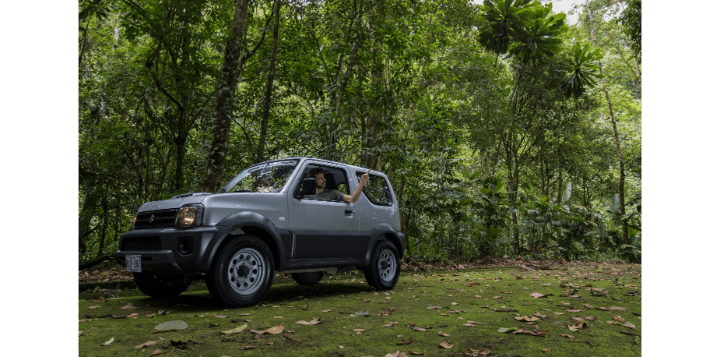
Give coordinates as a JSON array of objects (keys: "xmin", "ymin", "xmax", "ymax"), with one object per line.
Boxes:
[
  {"xmin": 291, "ymin": 272, "xmax": 324, "ymax": 285},
  {"xmin": 362, "ymin": 239, "xmax": 400, "ymax": 290},
  {"xmin": 207, "ymin": 235, "xmax": 275, "ymax": 308},
  {"xmin": 133, "ymin": 272, "xmax": 191, "ymax": 299}
]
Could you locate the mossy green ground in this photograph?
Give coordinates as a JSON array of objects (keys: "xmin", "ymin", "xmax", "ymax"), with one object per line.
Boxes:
[{"xmin": 79, "ymin": 264, "xmax": 641, "ymax": 356}]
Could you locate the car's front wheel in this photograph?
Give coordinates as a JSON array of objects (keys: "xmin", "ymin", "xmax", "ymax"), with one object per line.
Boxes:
[
  {"xmin": 207, "ymin": 235, "xmax": 275, "ymax": 308},
  {"xmin": 291, "ymin": 272, "xmax": 324, "ymax": 285},
  {"xmin": 133, "ymin": 272, "xmax": 191, "ymax": 299},
  {"xmin": 362, "ymin": 239, "xmax": 400, "ymax": 290}
]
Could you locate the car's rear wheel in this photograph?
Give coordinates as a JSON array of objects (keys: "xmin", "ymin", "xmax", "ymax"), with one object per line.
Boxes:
[
  {"xmin": 362, "ymin": 239, "xmax": 400, "ymax": 290},
  {"xmin": 207, "ymin": 235, "xmax": 275, "ymax": 308},
  {"xmin": 291, "ymin": 271, "xmax": 324, "ymax": 285},
  {"xmin": 133, "ymin": 272, "xmax": 191, "ymax": 299}
]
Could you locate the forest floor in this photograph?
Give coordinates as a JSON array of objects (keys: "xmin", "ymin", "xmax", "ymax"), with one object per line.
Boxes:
[{"xmin": 78, "ymin": 261, "xmax": 641, "ymax": 356}]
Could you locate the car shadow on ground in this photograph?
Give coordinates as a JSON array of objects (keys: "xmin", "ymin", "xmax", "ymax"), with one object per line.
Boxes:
[{"xmin": 127, "ymin": 278, "xmax": 381, "ymax": 309}]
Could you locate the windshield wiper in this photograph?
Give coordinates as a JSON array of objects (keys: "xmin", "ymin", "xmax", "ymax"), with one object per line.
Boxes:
[{"xmin": 234, "ymin": 189, "xmax": 255, "ymax": 193}]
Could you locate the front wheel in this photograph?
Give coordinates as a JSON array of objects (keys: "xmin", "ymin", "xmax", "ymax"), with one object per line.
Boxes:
[
  {"xmin": 133, "ymin": 272, "xmax": 191, "ymax": 299},
  {"xmin": 207, "ymin": 235, "xmax": 275, "ymax": 308},
  {"xmin": 362, "ymin": 240, "xmax": 400, "ymax": 290}
]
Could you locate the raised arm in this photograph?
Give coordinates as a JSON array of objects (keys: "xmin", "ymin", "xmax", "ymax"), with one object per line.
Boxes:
[{"xmin": 344, "ymin": 169, "xmax": 370, "ymax": 203}]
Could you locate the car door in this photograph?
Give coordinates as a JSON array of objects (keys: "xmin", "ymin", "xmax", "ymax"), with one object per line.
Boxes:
[
  {"xmin": 286, "ymin": 161, "xmax": 360, "ymax": 260},
  {"xmin": 354, "ymin": 170, "xmax": 397, "ymax": 255}
]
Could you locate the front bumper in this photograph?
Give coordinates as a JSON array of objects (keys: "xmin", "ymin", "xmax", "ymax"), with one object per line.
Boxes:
[{"xmin": 114, "ymin": 226, "xmax": 232, "ymax": 275}]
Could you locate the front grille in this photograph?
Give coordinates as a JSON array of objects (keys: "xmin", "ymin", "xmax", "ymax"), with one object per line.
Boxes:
[
  {"xmin": 134, "ymin": 209, "xmax": 178, "ymax": 229},
  {"xmin": 122, "ymin": 237, "xmax": 162, "ymax": 251}
]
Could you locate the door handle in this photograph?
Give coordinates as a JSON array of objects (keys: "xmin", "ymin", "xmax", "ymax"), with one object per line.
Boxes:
[{"xmin": 345, "ymin": 210, "xmax": 355, "ymax": 216}]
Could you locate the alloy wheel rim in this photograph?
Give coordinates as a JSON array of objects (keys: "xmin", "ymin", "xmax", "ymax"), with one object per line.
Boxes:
[
  {"xmin": 227, "ymin": 248, "xmax": 266, "ymax": 295},
  {"xmin": 378, "ymin": 249, "xmax": 397, "ymax": 282}
]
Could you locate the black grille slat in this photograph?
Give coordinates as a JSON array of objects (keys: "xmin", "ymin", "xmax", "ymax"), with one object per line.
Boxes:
[
  {"xmin": 122, "ymin": 237, "xmax": 162, "ymax": 251},
  {"xmin": 134, "ymin": 209, "xmax": 178, "ymax": 229}
]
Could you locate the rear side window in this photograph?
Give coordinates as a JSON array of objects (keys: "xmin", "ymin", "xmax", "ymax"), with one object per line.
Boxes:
[{"xmin": 356, "ymin": 171, "xmax": 393, "ymax": 206}]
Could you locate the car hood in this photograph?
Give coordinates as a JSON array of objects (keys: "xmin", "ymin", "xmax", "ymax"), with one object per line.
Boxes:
[{"xmin": 138, "ymin": 192, "xmax": 214, "ymax": 212}]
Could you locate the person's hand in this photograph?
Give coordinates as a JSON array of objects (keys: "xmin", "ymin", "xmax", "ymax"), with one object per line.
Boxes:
[{"xmin": 360, "ymin": 169, "xmax": 370, "ymax": 184}]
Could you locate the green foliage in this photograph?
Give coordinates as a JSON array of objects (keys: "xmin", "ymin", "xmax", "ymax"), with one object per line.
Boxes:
[
  {"xmin": 618, "ymin": 0, "xmax": 641, "ymax": 62},
  {"xmin": 563, "ymin": 41, "xmax": 603, "ymax": 97},
  {"xmin": 78, "ymin": 0, "xmax": 640, "ymax": 266}
]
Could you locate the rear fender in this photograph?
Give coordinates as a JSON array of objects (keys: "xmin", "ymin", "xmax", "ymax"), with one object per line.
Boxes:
[{"xmin": 362, "ymin": 223, "xmax": 404, "ymax": 265}]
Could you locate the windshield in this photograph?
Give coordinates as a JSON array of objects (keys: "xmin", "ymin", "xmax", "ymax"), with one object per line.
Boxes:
[{"xmin": 218, "ymin": 160, "xmax": 299, "ymax": 193}]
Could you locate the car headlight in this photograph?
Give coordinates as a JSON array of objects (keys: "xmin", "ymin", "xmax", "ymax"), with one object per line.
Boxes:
[{"xmin": 176, "ymin": 204, "xmax": 204, "ymax": 229}]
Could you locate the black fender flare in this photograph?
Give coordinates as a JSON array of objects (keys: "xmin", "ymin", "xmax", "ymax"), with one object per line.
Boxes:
[
  {"xmin": 363, "ymin": 223, "xmax": 406, "ymax": 264},
  {"xmin": 202, "ymin": 211, "xmax": 286, "ymax": 271}
]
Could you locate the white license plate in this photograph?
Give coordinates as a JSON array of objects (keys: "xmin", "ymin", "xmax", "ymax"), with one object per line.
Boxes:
[{"xmin": 126, "ymin": 255, "xmax": 141, "ymax": 272}]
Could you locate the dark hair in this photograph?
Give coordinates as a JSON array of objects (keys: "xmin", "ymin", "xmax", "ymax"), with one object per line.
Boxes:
[{"xmin": 310, "ymin": 168, "xmax": 324, "ymax": 177}]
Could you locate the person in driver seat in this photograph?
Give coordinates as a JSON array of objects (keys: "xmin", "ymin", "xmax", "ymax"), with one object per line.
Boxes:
[{"xmin": 310, "ymin": 168, "xmax": 370, "ymax": 203}]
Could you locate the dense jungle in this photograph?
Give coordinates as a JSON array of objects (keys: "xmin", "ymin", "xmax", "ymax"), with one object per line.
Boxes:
[{"xmin": 78, "ymin": 0, "xmax": 642, "ymax": 269}]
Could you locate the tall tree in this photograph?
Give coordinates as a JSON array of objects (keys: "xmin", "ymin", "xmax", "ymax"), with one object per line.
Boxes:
[
  {"xmin": 257, "ymin": 0, "xmax": 283, "ymax": 162},
  {"xmin": 202, "ymin": 0, "xmax": 252, "ymax": 192},
  {"xmin": 581, "ymin": 0, "xmax": 630, "ymax": 245}
]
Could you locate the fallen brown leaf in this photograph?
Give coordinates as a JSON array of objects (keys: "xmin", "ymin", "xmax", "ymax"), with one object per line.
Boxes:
[
  {"xmin": 251, "ymin": 323, "xmax": 285, "ymax": 335},
  {"xmin": 149, "ymin": 349, "xmax": 162, "ymax": 356},
  {"xmin": 296, "ymin": 318, "xmax": 323, "ymax": 325},
  {"xmin": 568, "ymin": 321, "xmax": 587, "ymax": 332},
  {"xmin": 438, "ymin": 340, "xmax": 453, "ymax": 349},
  {"xmin": 561, "ymin": 334, "xmax": 575, "ymax": 338},
  {"xmin": 412, "ymin": 327, "xmax": 427, "ymax": 332},
  {"xmin": 135, "ymin": 341, "xmax": 158, "ymax": 349},
  {"xmin": 614, "ymin": 315, "xmax": 626, "ymax": 322},
  {"xmin": 352, "ymin": 329, "xmax": 365, "ymax": 335},
  {"xmin": 408, "ymin": 350, "xmax": 423, "ymax": 355},
  {"xmin": 397, "ymin": 338, "xmax": 414, "ymax": 346},
  {"xmin": 151, "ymin": 329, "xmax": 178, "ymax": 334},
  {"xmin": 437, "ymin": 331, "xmax": 450, "ymax": 337},
  {"xmin": 624, "ymin": 322, "xmax": 636, "ymax": 329},
  {"xmin": 530, "ymin": 292, "xmax": 546, "ymax": 298},
  {"xmin": 127, "ymin": 313, "xmax": 139, "ymax": 319},
  {"xmin": 514, "ymin": 316, "xmax": 539, "ymax": 322},
  {"xmin": 513, "ymin": 327, "xmax": 548, "ymax": 336},
  {"xmin": 121, "ymin": 303, "xmax": 140, "ymax": 310}
]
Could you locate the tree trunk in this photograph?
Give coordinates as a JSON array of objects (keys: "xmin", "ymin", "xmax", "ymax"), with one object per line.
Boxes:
[
  {"xmin": 202, "ymin": 0, "xmax": 251, "ymax": 192},
  {"xmin": 173, "ymin": 138, "xmax": 186, "ymax": 192},
  {"xmin": 257, "ymin": 0, "xmax": 282, "ymax": 163},
  {"xmin": 335, "ymin": 0, "xmax": 364, "ymax": 117}
]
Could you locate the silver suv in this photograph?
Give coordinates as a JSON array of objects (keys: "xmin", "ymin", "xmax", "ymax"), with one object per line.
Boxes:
[{"xmin": 115, "ymin": 157, "xmax": 407, "ymax": 307}]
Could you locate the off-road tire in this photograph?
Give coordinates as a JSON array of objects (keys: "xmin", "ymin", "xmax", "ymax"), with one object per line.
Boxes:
[
  {"xmin": 291, "ymin": 272, "xmax": 324, "ymax": 285},
  {"xmin": 362, "ymin": 239, "xmax": 400, "ymax": 290},
  {"xmin": 133, "ymin": 272, "xmax": 191, "ymax": 299},
  {"xmin": 207, "ymin": 235, "xmax": 275, "ymax": 308}
]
